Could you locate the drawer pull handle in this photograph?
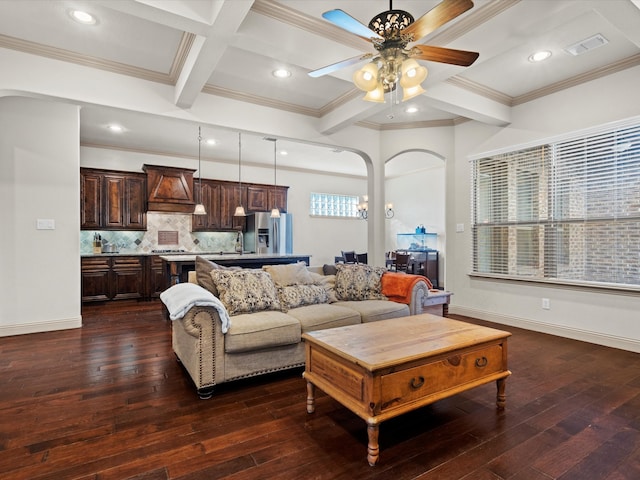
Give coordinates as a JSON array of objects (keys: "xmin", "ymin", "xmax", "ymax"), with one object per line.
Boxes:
[
  {"xmin": 410, "ymin": 376, "xmax": 425, "ymax": 389},
  {"xmin": 475, "ymin": 356, "xmax": 488, "ymax": 368}
]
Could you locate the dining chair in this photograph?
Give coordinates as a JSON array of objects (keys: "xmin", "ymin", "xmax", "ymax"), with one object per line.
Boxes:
[
  {"xmin": 341, "ymin": 251, "xmax": 357, "ymax": 264},
  {"xmin": 356, "ymin": 253, "xmax": 368, "ymax": 264},
  {"xmin": 393, "ymin": 253, "xmax": 411, "ymax": 272}
]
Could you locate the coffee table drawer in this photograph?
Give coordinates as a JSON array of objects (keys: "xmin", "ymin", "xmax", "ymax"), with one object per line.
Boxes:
[
  {"xmin": 308, "ymin": 347, "xmax": 365, "ymax": 401},
  {"xmin": 379, "ymin": 343, "xmax": 505, "ymax": 411}
]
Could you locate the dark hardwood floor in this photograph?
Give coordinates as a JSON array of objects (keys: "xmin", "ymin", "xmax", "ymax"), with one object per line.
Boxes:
[{"xmin": 1, "ymin": 300, "xmax": 640, "ymax": 479}]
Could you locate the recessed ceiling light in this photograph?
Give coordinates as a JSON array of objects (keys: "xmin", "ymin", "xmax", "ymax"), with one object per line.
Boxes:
[
  {"xmin": 405, "ymin": 106, "xmax": 419, "ymax": 114},
  {"xmin": 272, "ymin": 69, "xmax": 291, "ymax": 78},
  {"xmin": 279, "ymin": 150, "xmax": 288, "ymax": 156},
  {"xmin": 107, "ymin": 124, "xmax": 123, "ymax": 133},
  {"xmin": 206, "ymin": 139, "xmax": 217, "ymax": 146},
  {"xmin": 69, "ymin": 10, "xmax": 97, "ymax": 25},
  {"xmin": 528, "ymin": 50, "xmax": 552, "ymax": 63}
]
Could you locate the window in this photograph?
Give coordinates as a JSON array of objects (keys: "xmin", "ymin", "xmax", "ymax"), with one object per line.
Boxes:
[
  {"xmin": 471, "ymin": 120, "xmax": 640, "ymax": 288},
  {"xmin": 309, "ymin": 192, "xmax": 360, "ymax": 218}
]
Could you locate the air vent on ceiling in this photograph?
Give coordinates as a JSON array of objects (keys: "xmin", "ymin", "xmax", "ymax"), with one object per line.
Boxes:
[{"xmin": 564, "ymin": 33, "xmax": 608, "ymax": 56}]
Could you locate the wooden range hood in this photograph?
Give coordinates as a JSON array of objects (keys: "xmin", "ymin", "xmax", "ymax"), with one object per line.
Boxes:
[{"xmin": 143, "ymin": 164, "xmax": 196, "ymax": 213}]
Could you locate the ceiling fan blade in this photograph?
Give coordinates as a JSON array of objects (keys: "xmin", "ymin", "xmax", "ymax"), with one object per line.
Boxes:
[
  {"xmin": 308, "ymin": 53, "xmax": 374, "ymax": 78},
  {"xmin": 411, "ymin": 45, "xmax": 479, "ymax": 66},
  {"xmin": 403, "ymin": 0, "xmax": 474, "ymax": 42},
  {"xmin": 322, "ymin": 9, "xmax": 384, "ymax": 42}
]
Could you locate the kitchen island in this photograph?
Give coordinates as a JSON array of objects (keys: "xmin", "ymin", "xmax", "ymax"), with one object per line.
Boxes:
[{"xmin": 160, "ymin": 253, "xmax": 311, "ymax": 288}]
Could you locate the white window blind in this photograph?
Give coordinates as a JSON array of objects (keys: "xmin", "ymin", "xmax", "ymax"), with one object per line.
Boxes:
[
  {"xmin": 309, "ymin": 192, "xmax": 360, "ymax": 218},
  {"xmin": 472, "ymin": 121, "xmax": 640, "ymax": 287}
]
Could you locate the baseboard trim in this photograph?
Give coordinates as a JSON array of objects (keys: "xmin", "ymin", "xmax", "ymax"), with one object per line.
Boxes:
[
  {"xmin": 0, "ymin": 316, "xmax": 82, "ymax": 337},
  {"xmin": 449, "ymin": 306, "xmax": 640, "ymax": 353}
]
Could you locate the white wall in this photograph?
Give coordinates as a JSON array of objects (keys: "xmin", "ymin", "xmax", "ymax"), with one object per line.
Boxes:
[
  {"xmin": 0, "ymin": 96, "xmax": 81, "ymax": 335},
  {"xmin": 448, "ymin": 66, "xmax": 640, "ymax": 352},
  {"xmin": 80, "ymin": 146, "xmax": 368, "ymax": 267}
]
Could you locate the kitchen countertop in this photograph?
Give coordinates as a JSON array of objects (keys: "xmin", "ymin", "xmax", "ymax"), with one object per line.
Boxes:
[
  {"xmin": 158, "ymin": 253, "xmax": 311, "ymax": 262},
  {"xmin": 81, "ymin": 251, "xmax": 258, "ymax": 258}
]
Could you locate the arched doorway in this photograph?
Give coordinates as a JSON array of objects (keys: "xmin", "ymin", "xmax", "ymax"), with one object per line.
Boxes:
[{"xmin": 385, "ymin": 150, "xmax": 445, "ymax": 287}]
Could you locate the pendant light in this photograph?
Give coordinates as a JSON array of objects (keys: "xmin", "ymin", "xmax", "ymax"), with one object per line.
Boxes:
[
  {"xmin": 270, "ymin": 138, "xmax": 280, "ymax": 219},
  {"xmin": 233, "ymin": 132, "xmax": 246, "ymax": 217},
  {"xmin": 193, "ymin": 126, "xmax": 206, "ymax": 215}
]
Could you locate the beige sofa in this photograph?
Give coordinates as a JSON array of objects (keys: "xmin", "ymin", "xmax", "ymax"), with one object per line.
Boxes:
[{"xmin": 163, "ymin": 258, "xmax": 430, "ymax": 398}]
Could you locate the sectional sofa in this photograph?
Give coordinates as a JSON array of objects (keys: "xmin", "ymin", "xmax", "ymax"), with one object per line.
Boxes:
[{"xmin": 162, "ymin": 257, "xmax": 430, "ymax": 398}]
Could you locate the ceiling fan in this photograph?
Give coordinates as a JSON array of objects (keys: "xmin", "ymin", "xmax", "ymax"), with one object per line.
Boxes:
[{"xmin": 308, "ymin": 0, "xmax": 479, "ymax": 103}]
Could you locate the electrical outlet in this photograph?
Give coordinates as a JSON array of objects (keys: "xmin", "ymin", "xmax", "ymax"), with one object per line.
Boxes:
[
  {"xmin": 456, "ymin": 223, "xmax": 465, "ymax": 233},
  {"xmin": 542, "ymin": 298, "xmax": 550, "ymax": 310}
]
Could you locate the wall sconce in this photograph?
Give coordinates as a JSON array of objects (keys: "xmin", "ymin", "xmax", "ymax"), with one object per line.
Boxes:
[
  {"xmin": 357, "ymin": 195, "xmax": 368, "ymax": 220},
  {"xmin": 385, "ymin": 203, "xmax": 394, "ymax": 218},
  {"xmin": 356, "ymin": 196, "xmax": 394, "ymax": 220}
]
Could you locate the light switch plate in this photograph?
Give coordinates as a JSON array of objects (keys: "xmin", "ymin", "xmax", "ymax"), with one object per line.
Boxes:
[
  {"xmin": 36, "ymin": 219, "xmax": 55, "ymax": 230},
  {"xmin": 456, "ymin": 223, "xmax": 464, "ymax": 232}
]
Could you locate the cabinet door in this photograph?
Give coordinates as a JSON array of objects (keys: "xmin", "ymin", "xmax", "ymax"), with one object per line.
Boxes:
[
  {"xmin": 268, "ymin": 186, "xmax": 288, "ymax": 213},
  {"xmin": 80, "ymin": 171, "xmax": 102, "ymax": 229},
  {"xmin": 103, "ymin": 174, "xmax": 126, "ymax": 228},
  {"xmin": 220, "ymin": 183, "xmax": 246, "ymax": 230},
  {"xmin": 111, "ymin": 256, "xmax": 145, "ymax": 300},
  {"xmin": 247, "ymin": 185, "xmax": 268, "ymax": 212},
  {"xmin": 192, "ymin": 181, "xmax": 222, "ymax": 231},
  {"xmin": 81, "ymin": 257, "xmax": 110, "ymax": 302},
  {"xmin": 124, "ymin": 175, "xmax": 147, "ymax": 230},
  {"xmin": 148, "ymin": 255, "xmax": 166, "ymax": 298}
]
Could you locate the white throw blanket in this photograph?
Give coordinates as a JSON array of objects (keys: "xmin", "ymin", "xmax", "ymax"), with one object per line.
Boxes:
[{"xmin": 160, "ymin": 282, "xmax": 230, "ymax": 334}]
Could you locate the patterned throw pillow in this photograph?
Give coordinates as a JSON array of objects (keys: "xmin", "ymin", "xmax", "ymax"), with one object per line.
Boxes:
[
  {"xmin": 308, "ymin": 272, "xmax": 338, "ymax": 303},
  {"xmin": 210, "ymin": 269, "xmax": 281, "ymax": 316},
  {"xmin": 278, "ymin": 284, "xmax": 329, "ymax": 311},
  {"xmin": 334, "ymin": 264, "xmax": 387, "ymax": 301}
]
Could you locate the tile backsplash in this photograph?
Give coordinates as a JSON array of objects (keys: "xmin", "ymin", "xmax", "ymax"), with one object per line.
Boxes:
[{"xmin": 80, "ymin": 213, "xmax": 238, "ymax": 254}]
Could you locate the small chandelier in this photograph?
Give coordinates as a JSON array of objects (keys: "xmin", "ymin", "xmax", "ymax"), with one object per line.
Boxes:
[
  {"xmin": 352, "ymin": 7, "xmax": 428, "ymax": 103},
  {"xmin": 193, "ymin": 126, "xmax": 206, "ymax": 215},
  {"xmin": 233, "ymin": 132, "xmax": 246, "ymax": 217}
]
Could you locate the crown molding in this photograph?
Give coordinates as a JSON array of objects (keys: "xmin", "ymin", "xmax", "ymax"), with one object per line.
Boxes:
[
  {"xmin": 201, "ymin": 84, "xmax": 320, "ymax": 117},
  {"xmin": 0, "ymin": 33, "xmax": 172, "ymax": 85},
  {"xmin": 513, "ymin": 53, "xmax": 640, "ymax": 106},
  {"xmin": 446, "ymin": 76, "xmax": 513, "ymax": 106},
  {"xmin": 251, "ymin": 0, "xmax": 368, "ymax": 51},
  {"xmin": 169, "ymin": 32, "xmax": 196, "ymax": 84}
]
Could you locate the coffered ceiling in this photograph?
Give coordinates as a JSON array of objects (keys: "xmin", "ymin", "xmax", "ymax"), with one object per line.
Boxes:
[{"xmin": 1, "ymin": 0, "xmax": 639, "ymax": 175}]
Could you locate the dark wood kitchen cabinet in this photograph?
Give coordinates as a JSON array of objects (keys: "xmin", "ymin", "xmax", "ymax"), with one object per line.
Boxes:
[
  {"xmin": 81, "ymin": 168, "xmax": 147, "ymax": 230},
  {"xmin": 269, "ymin": 186, "xmax": 288, "ymax": 213},
  {"xmin": 192, "ymin": 180, "xmax": 222, "ymax": 231},
  {"xmin": 220, "ymin": 182, "xmax": 246, "ymax": 230},
  {"xmin": 148, "ymin": 255, "xmax": 167, "ymax": 298},
  {"xmin": 247, "ymin": 185, "xmax": 288, "ymax": 213},
  {"xmin": 80, "ymin": 257, "xmax": 110, "ymax": 302},
  {"xmin": 111, "ymin": 256, "xmax": 145, "ymax": 300},
  {"xmin": 81, "ymin": 256, "xmax": 145, "ymax": 302}
]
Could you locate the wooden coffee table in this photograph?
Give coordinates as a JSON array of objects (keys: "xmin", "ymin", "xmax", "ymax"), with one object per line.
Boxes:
[{"xmin": 302, "ymin": 314, "xmax": 511, "ymax": 465}]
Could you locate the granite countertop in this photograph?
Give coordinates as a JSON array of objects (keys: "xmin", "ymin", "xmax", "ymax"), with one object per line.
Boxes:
[
  {"xmin": 81, "ymin": 251, "xmax": 254, "ymax": 258},
  {"xmin": 158, "ymin": 253, "xmax": 311, "ymax": 262},
  {"xmin": 81, "ymin": 252, "xmax": 311, "ymax": 260}
]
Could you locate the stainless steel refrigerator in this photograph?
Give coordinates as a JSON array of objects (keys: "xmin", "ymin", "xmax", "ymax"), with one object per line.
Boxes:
[{"xmin": 244, "ymin": 212, "xmax": 293, "ymax": 255}]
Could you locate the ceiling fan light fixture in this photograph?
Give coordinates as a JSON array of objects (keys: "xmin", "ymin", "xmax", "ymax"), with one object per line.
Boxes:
[
  {"xmin": 353, "ymin": 63, "xmax": 379, "ymax": 91},
  {"xmin": 400, "ymin": 59, "xmax": 427, "ymax": 88},
  {"xmin": 402, "ymin": 84, "xmax": 425, "ymax": 101},
  {"xmin": 363, "ymin": 84, "xmax": 385, "ymax": 103}
]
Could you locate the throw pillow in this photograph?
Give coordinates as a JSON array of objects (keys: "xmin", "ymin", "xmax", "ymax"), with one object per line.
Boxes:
[
  {"xmin": 309, "ymin": 272, "xmax": 338, "ymax": 303},
  {"xmin": 322, "ymin": 264, "xmax": 338, "ymax": 276},
  {"xmin": 334, "ymin": 264, "xmax": 387, "ymax": 301},
  {"xmin": 210, "ymin": 269, "xmax": 281, "ymax": 316},
  {"xmin": 278, "ymin": 284, "xmax": 329, "ymax": 311},
  {"xmin": 262, "ymin": 262, "xmax": 313, "ymax": 287}
]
